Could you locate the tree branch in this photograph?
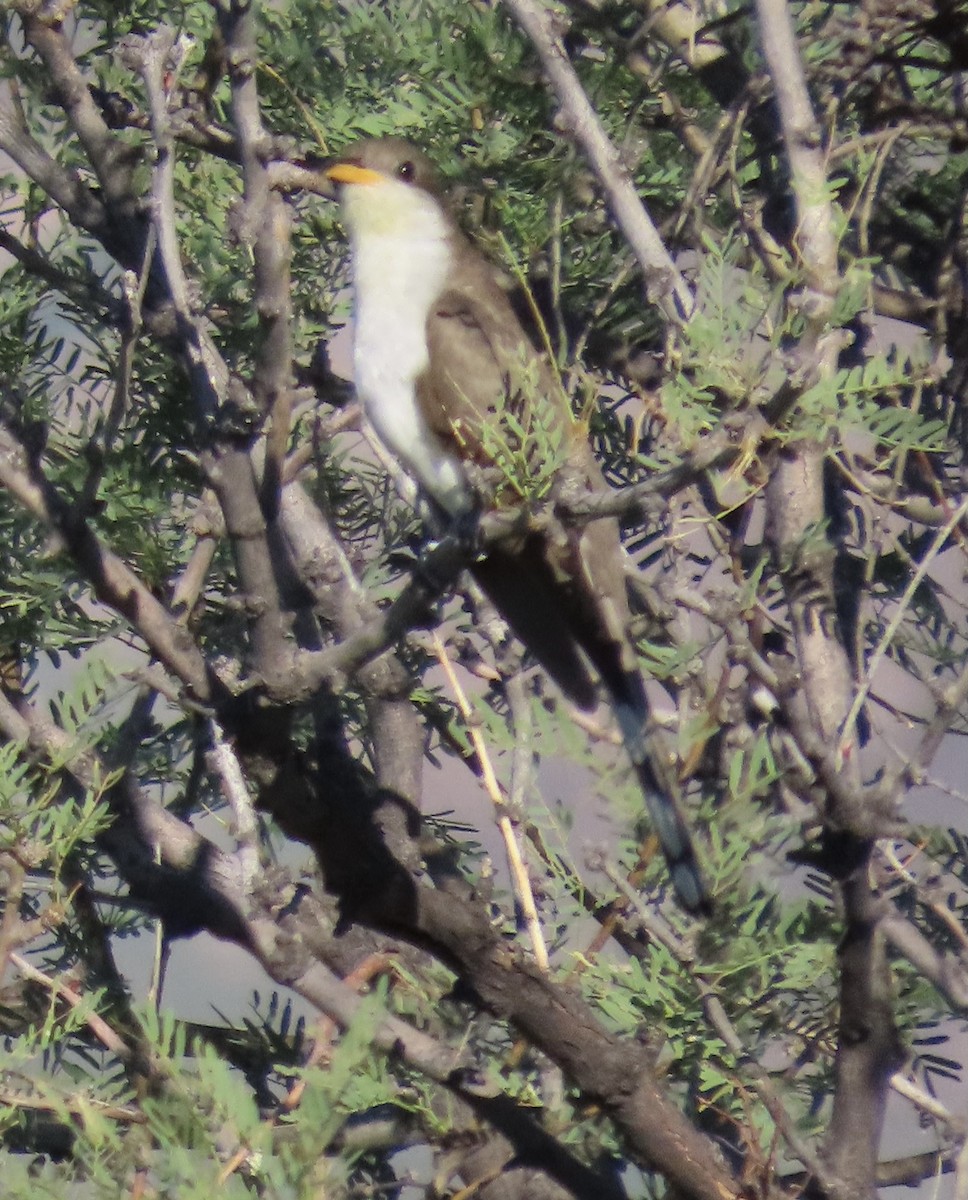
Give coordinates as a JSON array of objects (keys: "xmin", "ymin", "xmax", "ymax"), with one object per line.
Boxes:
[
  {"xmin": 0, "ymin": 78, "xmax": 114, "ymax": 247},
  {"xmin": 218, "ymin": 1, "xmax": 294, "ymax": 520},
  {"xmin": 0, "ymin": 416, "xmax": 214, "ymax": 701},
  {"xmin": 19, "ymin": 10, "xmax": 139, "ymax": 213},
  {"xmin": 501, "ymin": 0, "xmax": 695, "ymax": 324},
  {"xmin": 754, "ymin": 3, "xmax": 901, "ymax": 1196}
]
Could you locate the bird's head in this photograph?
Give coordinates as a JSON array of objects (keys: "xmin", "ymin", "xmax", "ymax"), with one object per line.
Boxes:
[{"xmin": 325, "ymin": 137, "xmax": 449, "ymax": 241}]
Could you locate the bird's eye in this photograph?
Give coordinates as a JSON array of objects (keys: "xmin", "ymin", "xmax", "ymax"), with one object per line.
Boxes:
[{"xmin": 397, "ymin": 160, "xmax": 416, "ymax": 182}]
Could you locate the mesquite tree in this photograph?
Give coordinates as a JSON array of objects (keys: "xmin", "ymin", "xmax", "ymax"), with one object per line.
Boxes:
[{"xmin": 0, "ymin": 2, "xmax": 966, "ymax": 1198}]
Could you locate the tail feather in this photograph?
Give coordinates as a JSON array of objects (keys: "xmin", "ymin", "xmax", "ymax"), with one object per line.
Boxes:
[
  {"xmin": 471, "ymin": 544, "xmax": 599, "ymax": 710},
  {"xmin": 612, "ymin": 694, "xmax": 710, "ymax": 915},
  {"xmin": 473, "ymin": 531, "xmax": 709, "ymax": 913}
]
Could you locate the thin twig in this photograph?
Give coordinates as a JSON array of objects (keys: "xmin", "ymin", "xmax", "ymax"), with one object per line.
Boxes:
[
  {"xmin": 501, "ymin": 0, "xmax": 695, "ymax": 324},
  {"xmin": 207, "ymin": 718, "xmax": 260, "ymax": 890},
  {"xmin": 219, "ymin": 1, "xmax": 294, "ymax": 517},
  {"xmin": 431, "ymin": 633, "xmax": 550, "ymax": 973},
  {"xmin": 0, "ymin": 417, "xmax": 213, "ymax": 700},
  {"xmin": 78, "ymin": 227, "xmax": 156, "ymax": 514},
  {"xmin": 0, "ymin": 1085, "xmax": 144, "ymax": 1125},
  {"xmin": 599, "ymin": 861, "xmax": 836, "ymax": 1190},
  {"xmin": 890, "ymin": 1070, "xmax": 963, "ymax": 1130},
  {"xmin": 132, "ymin": 27, "xmax": 226, "ymax": 415},
  {"xmin": 9, "ymin": 951, "xmax": 131, "ymax": 1060},
  {"xmin": 837, "ymin": 495, "xmax": 968, "ymax": 765}
]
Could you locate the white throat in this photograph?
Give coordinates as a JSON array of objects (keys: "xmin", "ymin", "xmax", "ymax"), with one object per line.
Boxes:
[{"xmin": 342, "ymin": 179, "xmax": 471, "ymax": 515}]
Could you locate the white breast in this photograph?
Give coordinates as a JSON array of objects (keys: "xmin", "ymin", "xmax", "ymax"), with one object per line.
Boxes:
[{"xmin": 346, "ymin": 182, "xmax": 471, "ymax": 516}]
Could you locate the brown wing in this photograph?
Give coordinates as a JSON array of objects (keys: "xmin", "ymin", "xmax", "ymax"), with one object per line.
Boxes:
[
  {"xmin": 416, "ymin": 235, "xmax": 635, "ymax": 709},
  {"xmin": 417, "ymin": 238, "xmax": 567, "ymax": 466}
]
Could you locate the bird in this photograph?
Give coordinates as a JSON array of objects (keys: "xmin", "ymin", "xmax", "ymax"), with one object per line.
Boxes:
[{"xmin": 325, "ymin": 136, "xmax": 708, "ymax": 914}]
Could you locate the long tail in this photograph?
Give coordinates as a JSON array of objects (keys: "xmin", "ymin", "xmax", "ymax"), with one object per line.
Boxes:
[
  {"xmin": 608, "ymin": 673, "xmax": 710, "ymax": 915},
  {"xmin": 472, "ymin": 541, "xmax": 709, "ymax": 913}
]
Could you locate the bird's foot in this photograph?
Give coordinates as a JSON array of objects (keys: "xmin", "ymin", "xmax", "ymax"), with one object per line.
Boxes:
[
  {"xmin": 414, "ymin": 521, "xmax": 477, "ymax": 598},
  {"xmin": 448, "ymin": 505, "xmax": 485, "ymax": 559}
]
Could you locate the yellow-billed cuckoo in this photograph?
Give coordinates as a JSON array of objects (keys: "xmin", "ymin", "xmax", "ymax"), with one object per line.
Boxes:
[{"xmin": 325, "ymin": 137, "xmax": 708, "ymax": 913}]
